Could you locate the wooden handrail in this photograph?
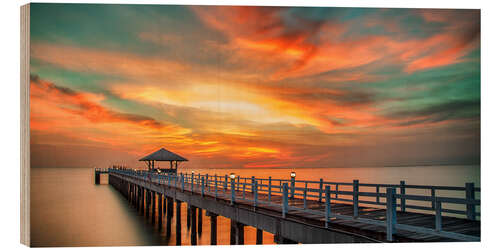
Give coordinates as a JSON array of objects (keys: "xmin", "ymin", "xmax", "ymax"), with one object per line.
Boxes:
[{"xmin": 108, "ymin": 168, "xmax": 481, "ymax": 242}]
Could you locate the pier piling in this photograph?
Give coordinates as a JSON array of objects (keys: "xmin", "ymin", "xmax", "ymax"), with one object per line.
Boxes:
[
  {"xmin": 230, "ymin": 220, "xmax": 245, "ymax": 245},
  {"xmin": 190, "ymin": 206, "xmax": 197, "ymax": 245},
  {"xmin": 158, "ymin": 193, "xmax": 163, "ymax": 228},
  {"xmin": 163, "ymin": 194, "xmax": 167, "ymax": 215},
  {"xmin": 175, "ymin": 200, "xmax": 182, "ymax": 245},
  {"xmin": 198, "ymin": 207, "xmax": 203, "ymax": 236},
  {"xmin": 230, "ymin": 220, "xmax": 235, "ymax": 245},
  {"xmin": 138, "ymin": 186, "xmax": 141, "ymax": 211},
  {"xmin": 256, "ymin": 229, "xmax": 263, "ymax": 244},
  {"xmin": 166, "ymin": 198, "xmax": 173, "ymax": 237},
  {"xmin": 208, "ymin": 212, "xmax": 217, "ymax": 245},
  {"xmin": 187, "ymin": 205, "xmax": 191, "ymax": 229},
  {"xmin": 152, "ymin": 192, "xmax": 156, "ymax": 223},
  {"xmin": 94, "ymin": 169, "xmax": 101, "ymax": 184},
  {"xmin": 139, "ymin": 187, "xmax": 144, "ymax": 214},
  {"xmin": 235, "ymin": 221, "xmax": 245, "ymax": 244},
  {"xmin": 146, "ymin": 190, "xmax": 150, "ymax": 219}
]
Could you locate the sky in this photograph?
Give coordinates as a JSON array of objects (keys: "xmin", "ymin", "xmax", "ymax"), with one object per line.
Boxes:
[{"xmin": 29, "ymin": 4, "xmax": 480, "ymax": 169}]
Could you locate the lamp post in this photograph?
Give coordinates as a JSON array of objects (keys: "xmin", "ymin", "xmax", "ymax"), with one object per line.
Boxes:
[
  {"xmin": 156, "ymin": 169, "xmax": 161, "ymax": 184},
  {"xmin": 290, "ymin": 171, "xmax": 296, "ymax": 199},
  {"xmin": 230, "ymin": 173, "xmax": 236, "ymax": 205}
]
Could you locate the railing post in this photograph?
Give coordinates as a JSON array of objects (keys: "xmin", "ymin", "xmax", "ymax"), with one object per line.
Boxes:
[
  {"xmin": 353, "ymin": 180, "xmax": 359, "ymax": 218},
  {"xmin": 242, "ymin": 179, "xmax": 246, "ymax": 200},
  {"xmin": 435, "ymin": 198, "xmax": 442, "ymax": 231},
  {"xmin": 335, "ymin": 183, "xmax": 339, "ymax": 199},
  {"xmin": 268, "ymin": 177, "xmax": 272, "ymax": 201},
  {"xmin": 325, "ymin": 185, "xmax": 331, "ymax": 228},
  {"xmin": 205, "ymin": 174, "xmax": 209, "ymax": 187},
  {"xmin": 253, "ymin": 179, "xmax": 258, "ymax": 207},
  {"xmin": 201, "ymin": 177, "xmax": 205, "ymax": 197},
  {"xmin": 251, "ymin": 176, "xmax": 255, "ymax": 193},
  {"xmin": 181, "ymin": 173, "xmax": 185, "ymax": 191},
  {"xmin": 224, "ymin": 175, "xmax": 228, "ymax": 191},
  {"xmin": 191, "ymin": 173, "xmax": 194, "ymax": 192},
  {"xmin": 168, "ymin": 173, "xmax": 171, "ymax": 187},
  {"xmin": 237, "ymin": 176, "xmax": 240, "ymax": 191},
  {"xmin": 207, "ymin": 175, "xmax": 211, "ymax": 192},
  {"xmin": 214, "ymin": 174, "xmax": 217, "ymax": 193},
  {"xmin": 431, "ymin": 187, "xmax": 436, "ymax": 209},
  {"xmin": 252, "ymin": 180, "xmax": 259, "ymax": 207},
  {"xmin": 466, "ymin": 182, "xmax": 476, "ymax": 220},
  {"xmin": 282, "ymin": 183, "xmax": 289, "ymax": 218},
  {"xmin": 231, "ymin": 177, "xmax": 235, "ymax": 205},
  {"xmin": 376, "ymin": 185, "xmax": 380, "ymax": 204},
  {"xmin": 400, "ymin": 180, "xmax": 406, "ymax": 212},
  {"xmin": 386, "ymin": 187, "xmax": 397, "ymax": 241},
  {"xmin": 318, "ymin": 178, "xmax": 324, "ymax": 202},
  {"xmin": 290, "ymin": 176, "xmax": 296, "ymax": 199},
  {"xmin": 303, "ymin": 182, "xmax": 308, "ymax": 210},
  {"xmin": 215, "ymin": 175, "xmax": 218, "ymax": 200}
]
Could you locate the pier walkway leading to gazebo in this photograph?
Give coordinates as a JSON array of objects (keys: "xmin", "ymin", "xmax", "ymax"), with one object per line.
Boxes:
[{"xmin": 105, "ymin": 168, "xmax": 480, "ymax": 244}]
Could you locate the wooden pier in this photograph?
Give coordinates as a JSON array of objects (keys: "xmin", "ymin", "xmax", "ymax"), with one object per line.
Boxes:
[
  {"xmin": 105, "ymin": 168, "xmax": 480, "ymax": 244},
  {"xmin": 94, "ymin": 168, "xmax": 108, "ymax": 184}
]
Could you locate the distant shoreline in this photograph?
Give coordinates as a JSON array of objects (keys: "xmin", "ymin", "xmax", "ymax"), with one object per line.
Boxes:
[{"xmin": 31, "ymin": 164, "xmax": 480, "ymax": 169}]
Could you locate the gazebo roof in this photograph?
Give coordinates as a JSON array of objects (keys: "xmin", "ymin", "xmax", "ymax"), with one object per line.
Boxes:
[{"xmin": 139, "ymin": 148, "xmax": 188, "ymax": 162}]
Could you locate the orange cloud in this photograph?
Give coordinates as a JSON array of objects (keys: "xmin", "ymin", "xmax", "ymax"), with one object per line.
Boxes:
[
  {"xmin": 30, "ymin": 75, "xmax": 192, "ymax": 155},
  {"xmin": 138, "ymin": 32, "xmax": 182, "ymax": 46},
  {"xmin": 405, "ymin": 33, "xmax": 479, "ymax": 72},
  {"xmin": 192, "ymin": 7, "xmax": 479, "ymax": 79},
  {"xmin": 29, "ymin": 7, "xmax": 480, "ymax": 169},
  {"xmin": 191, "ymin": 6, "xmax": 334, "ymax": 79},
  {"xmin": 31, "ymin": 75, "xmax": 169, "ymax": 129},
  {"xmin": 31, "ymin": 43, "xmax": 187, "ymax": 81}
]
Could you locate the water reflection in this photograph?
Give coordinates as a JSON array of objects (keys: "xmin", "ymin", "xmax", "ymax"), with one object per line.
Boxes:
[
  {"xmin": 31, "ymin": 165, "xmax": 479, "ymax": 246},
  {"xmin": 30, "ymin": 168, "xmax": 275, "ymax": 247}
]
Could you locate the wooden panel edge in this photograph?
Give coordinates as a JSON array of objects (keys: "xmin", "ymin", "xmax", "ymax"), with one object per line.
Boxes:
[{"xmin": 20, "ymin": 3, "xmax": 30, "ymax": 247}]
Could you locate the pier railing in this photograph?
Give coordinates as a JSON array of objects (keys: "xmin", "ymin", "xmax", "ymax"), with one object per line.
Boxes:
[{"xmin": 108, "ymin": 168, "xmax": 480, "ymax": 242}]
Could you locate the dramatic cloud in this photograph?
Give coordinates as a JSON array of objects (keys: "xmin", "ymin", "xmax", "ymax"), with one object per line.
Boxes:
[
  {"xmin": 192, "ymin": 7, "xmax": 479, "ymax": 79},
  {"xmin": 30, "ymin": 74, "xmax": 168, "ymax": 129},
  {"xmin": 31, "ymin": 43, "xmax": 188, "ymax": 81},
  {"xmin": 388, "ymin": 99, "xmax": 480, "ymax": 127},
  {"xmin": 29, "ymin": 4, "xmax": 480, "ymax": 168}
]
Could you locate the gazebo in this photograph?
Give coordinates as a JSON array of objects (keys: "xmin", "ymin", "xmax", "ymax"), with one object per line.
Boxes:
[{"xmin": 139, "ymin": 148, "xmax": 188, "ymax": 173}]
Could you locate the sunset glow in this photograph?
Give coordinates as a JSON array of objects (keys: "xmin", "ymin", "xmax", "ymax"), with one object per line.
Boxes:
[{"xmin": 30, "ymin": 5, "xmax": 480, "ymax": 169}]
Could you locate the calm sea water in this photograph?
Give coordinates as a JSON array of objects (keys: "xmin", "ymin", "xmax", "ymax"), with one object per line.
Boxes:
[{"xmin": 30, "ymin": 165, "xmax": 479, "ymax": 247}]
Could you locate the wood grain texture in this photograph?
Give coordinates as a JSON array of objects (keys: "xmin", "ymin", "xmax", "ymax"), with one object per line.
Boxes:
[{"xmin": 20, "ymin": 3, "xmax": 30, "ymax": 246}]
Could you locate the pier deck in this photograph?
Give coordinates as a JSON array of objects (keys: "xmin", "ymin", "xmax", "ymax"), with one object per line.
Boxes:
[{"xmin": 106, "ymin": 169, "xmax": 480, "ymax": 244}]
